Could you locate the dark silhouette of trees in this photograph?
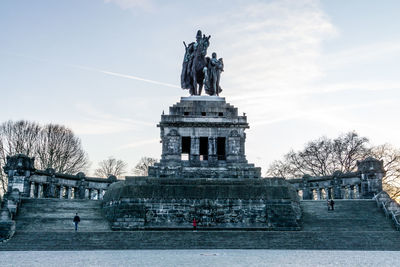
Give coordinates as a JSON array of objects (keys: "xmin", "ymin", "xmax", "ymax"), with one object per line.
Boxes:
[
  {"xmin": 94, "ymin": 157, "xmax": 127, "ymax": 178},
  {"xmin": 266, "ymin": 131, "xmax": 400, "ymax": 199},
  {"xmin": 133, "ymin": 157, "xmax": 157, "ymax": 176},
  {"xmin": 370, "ymin": 144, "xmax": 400, "ymax": 198},
  {"xmin": 0, "ymin": 120, "xmax": 89, "ymax": 195},
  {"xmin": 35, "ymin": 124, "xmax": 89, "ymax": 174},
  {"xmin": 266, "ymin": 132, "xmax": 370, "ymax": 178}
]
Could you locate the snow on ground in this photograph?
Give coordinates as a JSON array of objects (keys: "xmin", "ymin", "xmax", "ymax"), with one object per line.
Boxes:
[{"xmin": 1, "ymin": 250, "xmax": 400, "ymax": 267}]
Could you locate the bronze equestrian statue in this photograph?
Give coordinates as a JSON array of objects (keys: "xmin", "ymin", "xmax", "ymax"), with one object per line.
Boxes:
[{"xmin": 181, "ymin": 30, "xmax": 223, "ymax": 96}]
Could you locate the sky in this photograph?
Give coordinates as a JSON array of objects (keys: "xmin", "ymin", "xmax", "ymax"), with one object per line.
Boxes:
[{"xmin": 1, "ymin": 0, "xmax": 399, "ymax": 175}]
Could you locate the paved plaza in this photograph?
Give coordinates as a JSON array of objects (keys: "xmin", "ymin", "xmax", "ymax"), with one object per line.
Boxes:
[{"xmin": 1, "ymin": 250, "xmax": 400, "ymax": 267}]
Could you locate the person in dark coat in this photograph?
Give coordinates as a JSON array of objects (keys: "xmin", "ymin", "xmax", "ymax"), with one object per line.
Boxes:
[
  {"xmin": 330, "ymin": 199, "xmax": 335, "ymax": 211},
  {"xmin": 73, "ymin": 213, "xmax": 80, "ymax": 232},
  {"xmin": 192, "ymin": 218, "xmax": 197, "ymax": 231}
]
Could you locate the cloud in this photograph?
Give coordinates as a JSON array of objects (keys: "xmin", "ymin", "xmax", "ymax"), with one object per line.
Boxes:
[
  {"xmin": 189, "ymin": 0, "xmax": 338, "ymax": 125},
  {"xmin": 103, "ymin": 0, "xmax": 154, "ymax": 11},
  {"xmin": 322, "ymin": 41, "xmax": 400, "ymax": 69},
  {"xmin": 118, "ymin": 138, "xmax": 159, "ymax": 150},
  {"xmin": 68, "ymin": 102, "xmax": 154, "ymax": 135},
  {"xmin": 251, "ymin": 99, "xmax": 395, "ymax": 127},
  {"xmin": 203, "ymin": 0, "xmax": 338, "ymax": 96}
]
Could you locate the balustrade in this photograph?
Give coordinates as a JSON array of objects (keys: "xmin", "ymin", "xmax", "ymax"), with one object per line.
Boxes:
[
  {"xmin": 22, "ymin": 172, "xmax": 114, "ymax": 200},
  {"xmin": 289, "ymin": 173, "xmax": 376, "ymax": 200}
]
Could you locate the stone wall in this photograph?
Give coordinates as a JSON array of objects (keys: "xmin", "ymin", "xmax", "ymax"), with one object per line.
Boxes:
[{"xmin": 103, "ymin": 177, "xmax": 301, "ymax": 231}]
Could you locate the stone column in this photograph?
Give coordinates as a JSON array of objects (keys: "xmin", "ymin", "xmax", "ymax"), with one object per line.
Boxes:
[
  {"xmin": 59, "ymin": 186, "xmax": 64, "ymax": 199},
  {"xmin": 67, "ymin": 187, "xmax": 72, "ymax": 199},
  {"xmin": 89, "ymin": 189, "xmax": 94, "ymax": 200},
  {"xmin": 333, "ymin": 178, "xmax": 343, "ymax": 199},
  {"xmin": 29, "ymin": 182, "xmax": 35, "ymax": 198},
  {"xmin": 302, "ymin": 181, "xmax": 311, "ymax": 200},
  {"xmin": 99, "ymin": 189, "xmax": 104, "ymax": 200},
  {"xmin": 356, "ymin": 184, "xmax": 361, "ymax": 199},
  {"xmin": 349, "ymin": 185, "xmax": 355, "ymax": 199},
  {"xmin": 340, "ymin": 186, "xmax": 346, "ymax": 199},
  {"xmin": 208, "ymin": 137, "xmax": 217, "ymax": 166},
  {"xmin": 328, "ymin": 188, "xmax": 332, "ymax": 199},
  {"xmin": 324, "ymin": 188, "xmax": 330, "ymax": 199},
  {"xmin": 38, "ymin": 184, "xmax": 43, "ymax": 198},
  {"xmin": 33, "ymin": 183, "xmax": 39, "ymax": 198},
  {"xmin": 78, "ymin": 183, "xmax": 87, "ymax": 199},
  {"xmin": 316, "ymin": 189, "xmax": 322, "ymax": 200},
  {"xmin": 72, "ymin": 187, "xmax": 77, "ymax": 199},
  {"xmin": 190, "ymin": 137, "xmax": 200, "ymax": 165}
]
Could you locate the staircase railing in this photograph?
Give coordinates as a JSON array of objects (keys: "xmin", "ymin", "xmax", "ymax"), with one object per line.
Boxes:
[{"xmin": 373, "ymin": 191, "xmax": 400, "ymax": 230}]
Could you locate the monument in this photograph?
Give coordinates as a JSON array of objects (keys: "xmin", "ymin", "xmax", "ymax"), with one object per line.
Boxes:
[
  {"xmin": 0, "ymin": 31, "xmax": 397, "ymax": 250},
  {"xmin": 149, "ymin": 30, "xmax": 260, "ymax": 178},
  {"xmin": 102, "ymin": 31, "xmax": 301, "ymax": 230}
]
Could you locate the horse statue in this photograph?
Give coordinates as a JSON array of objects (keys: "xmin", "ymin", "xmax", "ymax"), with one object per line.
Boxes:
[{"xmin": 181, "ymin": 30, "xmax": 210, "ymax": 96}]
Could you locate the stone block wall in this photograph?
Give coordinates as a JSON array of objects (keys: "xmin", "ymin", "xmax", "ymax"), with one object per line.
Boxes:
[{"xmin": 103, "ymin": 177, "xmax": 301, "ymax": 231}]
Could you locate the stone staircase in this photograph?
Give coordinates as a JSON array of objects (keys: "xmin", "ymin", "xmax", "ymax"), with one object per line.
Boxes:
[
  {"xmin": 1, "ymin": 199, "xmax": 400, "ymax": 250},
  {"xmin": 301, "ymin": 199, "xmax": 395, "ymax": 231},
  {"xmin": 13, "ymin": 198, "xmax": 110, "ymax": 232}
]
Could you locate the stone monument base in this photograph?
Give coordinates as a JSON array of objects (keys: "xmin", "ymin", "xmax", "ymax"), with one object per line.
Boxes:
[
  {"xmin": 149, "ymin": 164, "xmax": 261, "ymax": 178},
  {"xmin": 103, "ymin": 177, "xmax": 301, "ymax": 231}
]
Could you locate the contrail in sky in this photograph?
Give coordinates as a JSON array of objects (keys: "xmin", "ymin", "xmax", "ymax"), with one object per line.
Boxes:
[
  {"xmin": 72, "ymin": 65, "xmax": 180, "ymax": 88},
  {"xmin": 1, "ymin": 51, "xmax": 180, "ymax": 89}
]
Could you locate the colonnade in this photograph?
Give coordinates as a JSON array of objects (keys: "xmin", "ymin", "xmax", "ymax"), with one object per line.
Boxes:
[{"xmin": 28, "ymin": 181, "xmax": 106, "ymax": 200}]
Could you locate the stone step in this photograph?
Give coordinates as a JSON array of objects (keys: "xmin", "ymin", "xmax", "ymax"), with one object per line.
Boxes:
[
  {"xmin": 20, "ymin": 198, "xmax": 101, "ymax": 207},
  {"xmin": 2, "ymin": 231, "xmax": 400, "ymax": 250},
  {"xmin": 300, "ymin": 200, "xmax": 394, "ymax": 231},
  {"xmin": 14, "ymin": 198, "xmax": 110, "ymax": 232}
]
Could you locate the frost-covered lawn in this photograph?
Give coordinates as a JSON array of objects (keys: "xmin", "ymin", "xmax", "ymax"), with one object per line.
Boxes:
[{"xmin": 1, "ymin": 250, "xmax": 400, "ymax": 266}]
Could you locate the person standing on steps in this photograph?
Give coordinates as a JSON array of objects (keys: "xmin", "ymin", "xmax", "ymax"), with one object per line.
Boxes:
[
  {"xmin": 327, "ymin": 199, "xmax": 331, "ymax": 211},
  {"xmin": 330, "ymin": 199, "xmax": 335, "ymax": 211},
  {"xmin": 192, "ymin": 218, "xmax": 197, "ymax": 231},
  {"xmin": 73, "ymin": 213, "xmax": 80, "ymax": 232}
]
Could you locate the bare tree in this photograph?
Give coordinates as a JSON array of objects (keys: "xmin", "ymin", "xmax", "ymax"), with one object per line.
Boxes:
[
  {"xmin": 370, "ymin": 144, "xmax": 400, "ymax": 198},
  {"xmin": 35, "ymin": 124, "xmax": 89, "ymax": 174},
  {"xmin": 331, "ymin": 132, "xmax": 370, "ymax": 173},
  {"xmin": 266, "ymin": 132, "xmax": 370, "ymax": 178},
  {"xmin": 266, "ymin": 131, "xmax": 400, "ymax": 201},
  {"xmin": 0, "ymin": 120, "xmax": 89, "ymax": 196},
  {"xmin": 94, "ymin": 157, "xmax": 128, "ymax": 178},
  {"xmin": 133, "ymin": 157, "xmax": 158, "ymax": 176}
]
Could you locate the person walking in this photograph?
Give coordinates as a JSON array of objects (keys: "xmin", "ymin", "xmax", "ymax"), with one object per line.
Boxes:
[
  {"xmin": 192, "ymin": 218, "xmax": 197, "ymax": 231},
  {"xmin": 73, "ymin": 213, "xmax": 81, "ymax": 232},
  {"xmin": 330, "ymin": 199, "xmax": 335, "ymax": 211}
]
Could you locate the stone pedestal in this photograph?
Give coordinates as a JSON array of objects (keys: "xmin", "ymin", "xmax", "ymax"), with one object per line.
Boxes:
[
  {"xmin": 0, "ymin": 206, "xmax": 15, "ymax": 240},
  {"xmin": 149, "ymin": 96, "xmax": 261, "ymax": 178},
  {"xmin": 103, "ymin": 96, "xmax": 301, "ymax": 231},
  {"xmin": 103, "ymin": 177, "xmax": 301, "ymax": 230},
  {"xmin": 358, "ymin": 157, "xmax": 384, "ymax": 198}
]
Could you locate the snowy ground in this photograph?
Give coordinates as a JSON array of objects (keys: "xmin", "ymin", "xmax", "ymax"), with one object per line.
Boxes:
[{"xmin": 1, "ymin": 250, "xmax": 400, "ymax": 267}]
